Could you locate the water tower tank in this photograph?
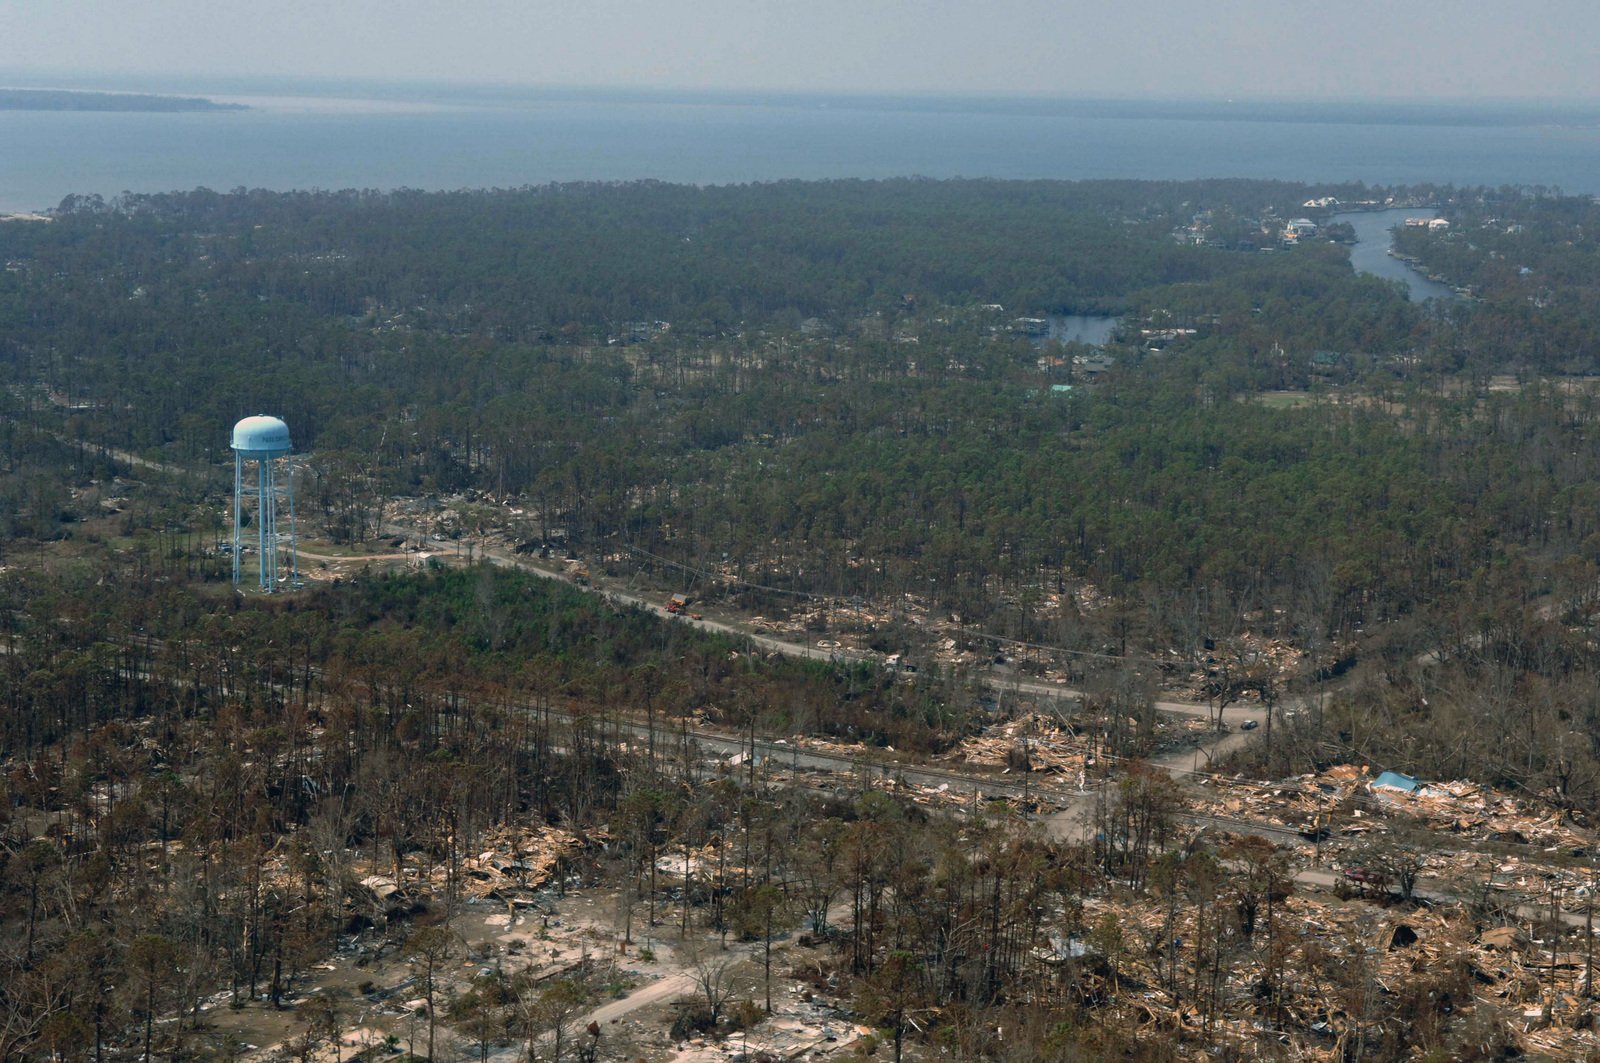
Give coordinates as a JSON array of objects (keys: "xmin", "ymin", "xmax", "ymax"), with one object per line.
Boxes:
[{"xmin": 232, "ymin": 415, "xmax": 292, "ymax": 458}]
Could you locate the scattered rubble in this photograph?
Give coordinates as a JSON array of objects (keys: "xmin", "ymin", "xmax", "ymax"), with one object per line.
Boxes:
[
  {"xmin": 935, "ymin": 710, "xmax": 1090, "ymax": 775},
  {"xmin": 1192, "ymin": 764, "xmax": 1590, "ymax": 855}
]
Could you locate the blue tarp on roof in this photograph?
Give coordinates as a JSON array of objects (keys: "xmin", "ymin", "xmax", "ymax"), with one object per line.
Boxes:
[{"xmin": 1372, "ymin": 771, "xmax": 1422, "ymax": 794}]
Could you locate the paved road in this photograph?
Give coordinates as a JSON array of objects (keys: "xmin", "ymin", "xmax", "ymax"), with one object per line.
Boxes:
[{"xmin": 578, "ymin": 969, "xmax": 697, "ymax": 1028}]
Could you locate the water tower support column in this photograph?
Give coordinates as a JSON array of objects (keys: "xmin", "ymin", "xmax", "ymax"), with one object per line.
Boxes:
[
  {"xmin": 258, "ymin": 454, "xmax": 277, "ymax": 589},
  {"xmin": 233, "ymin": 450, "xmax": 243, "ymax": 586}
]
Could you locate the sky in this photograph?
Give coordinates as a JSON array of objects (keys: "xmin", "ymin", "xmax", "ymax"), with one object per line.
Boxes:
[{"xmin": 3, "ymin": 0, "xmax": 1598, "ymax": 102}]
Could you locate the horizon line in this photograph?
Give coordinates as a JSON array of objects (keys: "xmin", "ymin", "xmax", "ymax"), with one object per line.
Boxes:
[{"xmin": 5, "ymin": 69, "xmax": 1600, "ymax": 111}]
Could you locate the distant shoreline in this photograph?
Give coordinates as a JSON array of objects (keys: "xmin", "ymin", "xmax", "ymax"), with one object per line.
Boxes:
[{"xmin": 0, "ymin": 88, "xmax": 246, "ymax": 112}]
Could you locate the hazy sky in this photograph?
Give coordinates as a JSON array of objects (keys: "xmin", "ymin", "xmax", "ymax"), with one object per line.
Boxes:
[{"xmin": 4, "ymin": 0, "xmax": 1597, "ymax": 101}]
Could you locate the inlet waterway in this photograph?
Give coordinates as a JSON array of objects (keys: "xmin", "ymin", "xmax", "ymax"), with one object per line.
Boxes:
[{"xmin": 1336, "ymin": 208, "xmax": 1458, "ymax": 302}]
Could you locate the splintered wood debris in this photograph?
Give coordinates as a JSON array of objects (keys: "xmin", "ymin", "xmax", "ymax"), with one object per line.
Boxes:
[
  {"xmin": 1192, "ymin": 764, "xmax": 1589, "ymax": 852},
  {"xmin": 386, "ymin": 825, "xmax": 600, "ymax": 903},
  {"xmin": 738, "ymin": 750, "xmax": 1069, "ymax": 815},
  {"xmin": 936, "ymin": 711, "xmax": 1091, "ymax": 775},
  {"xmin": 1180, "ymin": 631, "xmax": 1308, "ymax": 701}
]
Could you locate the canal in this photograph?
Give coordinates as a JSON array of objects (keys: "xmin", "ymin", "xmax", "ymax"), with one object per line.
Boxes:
[{"xmin": 1336, "ymin": 208, "xmax": 1458, "ymax": 302}]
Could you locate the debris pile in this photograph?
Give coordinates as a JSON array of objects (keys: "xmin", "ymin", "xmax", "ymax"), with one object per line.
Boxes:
[
  {"xmin": 1194, "ymin": 765, "xmax": 1588, "ymax": 852},
  {"xmin": 1193, "ymin": 763, "xmax": 1369, "ymax": 837},
  {"xmin": 1181, "ymin": 631, "xmax": 1307, "ymax": 701},
  {"xmin": 1373, "ymin": 778, "xmax": 1586, "ymax": 850},
  {"xmin": 935, "ymin": 711, "xmax": 1091, "ymax": 775},
  {"xmin": 441, "ymin": 825, "xmax": 599, "ymax": 902}
]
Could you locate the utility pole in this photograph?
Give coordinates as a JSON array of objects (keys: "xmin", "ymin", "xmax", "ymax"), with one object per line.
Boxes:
[
  {"xmin": 1021, "ymin": 732, "xmax": 1031, "ymax": 820},
  {"xmin": 1587, "ymin": 859, "xmax": 1595, "ymax": 999},
  {"xmin": 1551, "ymin": 882, "xmax": 1562, "ymax": 1015}
]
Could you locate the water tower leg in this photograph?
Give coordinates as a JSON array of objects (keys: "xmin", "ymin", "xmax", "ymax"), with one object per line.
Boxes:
[
  {"xmin": 258, "ymin": 459, "xmax": 272, "ymax": 591},
  {"xmin": 266, "ymin": 458, "xmax": 279, "ymax": 590},
  {"xmin": 233, "ymin": 452, "xmax": 243, "ymax": 587},
  {"xmin": 286, "ymin": 457, "xmax": 300, "ymax": 588}
]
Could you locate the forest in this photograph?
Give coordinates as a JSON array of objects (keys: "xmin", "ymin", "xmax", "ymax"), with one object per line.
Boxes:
[{"xmin": 6, "ymin": 178, "xmax": 1600, "ymax": 1059}]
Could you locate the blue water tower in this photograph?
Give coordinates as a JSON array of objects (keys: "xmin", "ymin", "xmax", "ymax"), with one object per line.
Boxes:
[{"xmin": 231, "ymin": 415, "xmax": 300, "ymax": 591}]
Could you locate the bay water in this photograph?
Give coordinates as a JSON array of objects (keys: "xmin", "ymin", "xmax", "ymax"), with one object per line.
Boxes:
[{"xmin": 4, "ymin": 84, "xmax": 1600, "ymax": 213}]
